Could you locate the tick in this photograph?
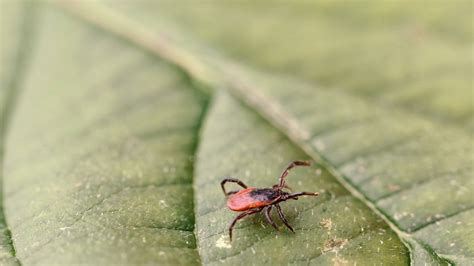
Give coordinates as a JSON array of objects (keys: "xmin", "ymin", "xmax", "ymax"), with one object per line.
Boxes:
[{"xmin": 221, "ymin": 160, "xmax": 319, "ymax": 241}]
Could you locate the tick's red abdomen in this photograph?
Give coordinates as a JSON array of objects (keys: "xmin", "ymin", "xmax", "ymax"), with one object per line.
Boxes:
[{"xmin": 227, "ymin": 187, "xmax": 278, "ymax": 211}]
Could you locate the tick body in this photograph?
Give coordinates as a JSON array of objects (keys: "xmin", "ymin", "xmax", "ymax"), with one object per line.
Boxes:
[
  {"xmin": 221, "ymin": 160, "xmax": 319, "ymax": 241},
  {"xmin": 227, "ymin": 188, "xmax": 279, "ymax": 211}
]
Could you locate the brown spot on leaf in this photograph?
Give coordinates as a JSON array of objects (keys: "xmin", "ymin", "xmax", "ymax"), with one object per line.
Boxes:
[{"xmin": 322, "ymin": 238, "xmax": 349, "ymax": 253}]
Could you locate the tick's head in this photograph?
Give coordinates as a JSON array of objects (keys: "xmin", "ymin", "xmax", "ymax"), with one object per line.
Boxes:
[
  {"xmin": 271, "ymin": 185, "xmax": 292, "ymax": 199},
  {"xmin": 275, "ymin": 190, "xmax": 302, "ymax": 202},
  {"xmin": 273, "ymin": 183, "xmax": 292, "ymax": 194}
]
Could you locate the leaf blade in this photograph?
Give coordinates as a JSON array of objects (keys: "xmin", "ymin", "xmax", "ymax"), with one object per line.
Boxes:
[
  {"xmin": 3, "ymin": 4, "xmax": 207, "ymax": 265},
  {"xmin": 146, "ymin": 0, "xmax": 473, "ymax": 131},
  {"xmin": 87, "ymin": 2, "xmax": 472, "ymax": 263},
  {"xmin": 195, "ymin": 91, "xmax": 409, "ymax": 265},
  {"xmin": 14, "ymin": 1, "xmax": 473, "ymax": 264},
  {"xmin": 0, "ymin": 1, "xmax": 36, "ymax": 264}
]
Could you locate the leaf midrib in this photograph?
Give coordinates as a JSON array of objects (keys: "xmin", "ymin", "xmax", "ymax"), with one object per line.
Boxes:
[{"xmin": 46, "ymin": 1, "xmax": 466, "ymax": 264}]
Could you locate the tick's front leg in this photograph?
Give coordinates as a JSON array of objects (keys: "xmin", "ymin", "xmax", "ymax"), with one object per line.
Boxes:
[
  {"xmin": 221, "ymin": 178, "xmax": 248, "ymax": 196},
  {"xmin": 278, "ymin": 161, "xmax": 311, "ymax": 188}
]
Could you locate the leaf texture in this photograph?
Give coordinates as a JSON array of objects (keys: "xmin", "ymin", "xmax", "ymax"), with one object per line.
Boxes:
[
  {"xmin": 2, "ymin": 4, "xmax": 207, "ymax": 265},
  {"xmin": 148, "ymin": 0, "xmax": 473, "ymax": 131},
  {"xmin": 195, "ymin": 91, "xmax": 409, "ymax": 265},
  {"xmin": 0, "ymin": 1, "xmax": 34, "ymax": 265},
  {"xmin": 64, "ymin": 1, "xmax": 472, "ymax": 264},
  {"xmin": 0, "ymin": 1, "xmax": 471, "ymax": 265}
]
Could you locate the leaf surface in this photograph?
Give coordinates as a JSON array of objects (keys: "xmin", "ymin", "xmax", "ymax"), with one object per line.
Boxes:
[
  {"xmin": 0, "ymin": 1, "xmax": 471, "ymax": 265},
  {"xmin": 2, "ymin": 3, "xmax": 207, "ymax": 265},
  {"xmin": 149, "ymin": 0, "xmax": 473, "ymax": 131},
  {"xmin": 61, "ymin": 1, "xmax": 473, "ymax": 265},
  {"xmin": 195, "ymin": 91, "xmax": 408, "ymax": 265},
  {"xmin": 0, "ymin": 1, "xmax": 33, "ymax": 265}
]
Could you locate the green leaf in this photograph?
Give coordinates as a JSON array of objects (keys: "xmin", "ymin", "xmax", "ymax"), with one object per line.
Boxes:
[
  {"xmin": 148, "ymin": 3, "xmax": 473, "ymax": 264},
  {"xmin": 2, "ymin": 3, "xmax": 207, "ymax": 265},
  {"xmin": 0, "ymin": 1, "xmax": 33, "ymax": 265},
  {"xmin": 229, "ymin": 72, "xmax": 474, "ymax": 265},
  {"xmin": 1, "ymin": 1, "xmax": 472, "ymax": 265},
  {"xmin": 195, "ymin": 91, "xmax": 408, "ymax": 264},
  {"xmin": 149, "ymin": 0, "xmax": 473, "ymax": 131},
  {"xmin": 56, "ymin": 1, "xmax": 472, "ymax": 265}
]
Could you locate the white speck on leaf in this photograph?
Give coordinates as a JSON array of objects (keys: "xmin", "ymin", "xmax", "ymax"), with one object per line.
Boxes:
[
  {"xmin": 159, "ymin": 200, "xmax": 168, "ymax": 208},
  {"xmin": 320, "ymin": 218, "xmax": 333, "ymax": 230},
  {"xmin": 331, "ymin": 256, "xmax": 349, "ymax": 266},
  {"xmin": 216, "ymin": 235, "xmax": 231, "ymax": 249}
]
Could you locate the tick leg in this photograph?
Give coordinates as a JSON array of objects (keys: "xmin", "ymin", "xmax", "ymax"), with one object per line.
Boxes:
[
  {"xmin": 288, "ymin": 191, "xmax": 319, "ymax": 199},
  {"xmin": 228, "ymin": 208, "xmax": 261, "ymax": 241},
  {"xmin": 275, "ymin": 204, "xmax": 295, "ymax": 233},
  {"xmin": 278, "ymin": 160, "xmax": 311, "ymax": 188},
  {"xmin": 263, "ymin": 206, "xmax": 279, "ymax": 232},
  {"xmin": 221, "ymin": 178, "xmax": 248, "ymax": 196}
]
